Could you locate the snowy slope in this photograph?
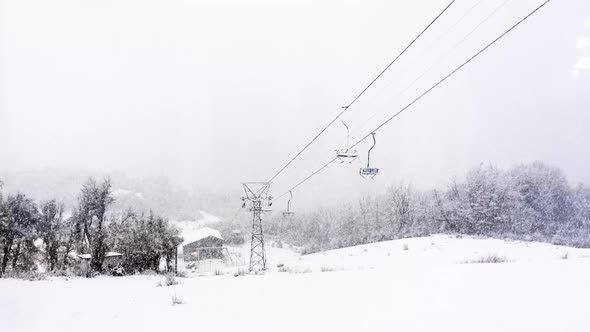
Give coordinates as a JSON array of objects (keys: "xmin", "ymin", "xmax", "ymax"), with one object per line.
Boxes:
[
  {"xmin": 1, "ymin": 235, "xmax": 590, "ymax": 332},
  {"xmin": 280, "ymin": 234, "xmax": 590, "ymax": 272}
]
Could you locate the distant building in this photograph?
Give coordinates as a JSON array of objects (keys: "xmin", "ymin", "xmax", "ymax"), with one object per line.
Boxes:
[{"xmin": 182, "ymin": 227, "xmax": 224, "ymax": 261}]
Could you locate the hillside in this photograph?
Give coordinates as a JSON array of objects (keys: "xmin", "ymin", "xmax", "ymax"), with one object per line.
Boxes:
[{"xmin": 2, "ymin": 235, "xmax": 589, "ymax": 332}]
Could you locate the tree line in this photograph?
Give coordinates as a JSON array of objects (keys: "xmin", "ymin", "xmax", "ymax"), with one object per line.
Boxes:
[
  {"xmin": 0, "ymin": 178, "xmax": 182, "ymax": 277},
  {"xmin": 265, "ymin": 162, "xmax": 590, "ymax": 254}
]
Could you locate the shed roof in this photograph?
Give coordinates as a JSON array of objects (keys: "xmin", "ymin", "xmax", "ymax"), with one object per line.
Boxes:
[
  {"xmin": 72, "ymin": 252, "xmax": 123, "ymax": 259},
  {"xmin": 182, "ymin": 227, "xmax": 224, "ymax": 246}
]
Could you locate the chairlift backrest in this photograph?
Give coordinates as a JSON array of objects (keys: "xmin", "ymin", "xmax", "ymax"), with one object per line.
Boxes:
[{"xmin": 360, "ymin": 167, "xmax": 379, "ymax": 178}]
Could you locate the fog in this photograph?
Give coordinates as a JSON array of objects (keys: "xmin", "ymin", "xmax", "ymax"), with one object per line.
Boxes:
[{"xmin": 1, "ymin": 0, "xmax": 589, "ymax": 208}]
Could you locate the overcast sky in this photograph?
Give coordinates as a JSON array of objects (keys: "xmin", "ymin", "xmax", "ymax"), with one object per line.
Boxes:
[{"xmin": 1, "ymin": 0, "xmax": 589, "ymax": 208}]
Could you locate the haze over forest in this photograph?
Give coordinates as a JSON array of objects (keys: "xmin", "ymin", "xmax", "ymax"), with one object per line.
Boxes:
[{"xmin": 1, "ymin": 0, "xmax": 589, "ymax": 209}]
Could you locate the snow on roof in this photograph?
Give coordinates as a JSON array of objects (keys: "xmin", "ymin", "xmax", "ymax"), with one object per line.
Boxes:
[
  {"xmin": 71, "ymin": 251, "xmax": 122, "ymax": 259},
  {"xmin": 182, "ymin": 227, "xmax": 223, "ymax": 246}
]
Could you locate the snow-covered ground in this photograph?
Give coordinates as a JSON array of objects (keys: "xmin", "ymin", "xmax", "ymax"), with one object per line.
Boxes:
[{"xmin": 2, "ymin": 235, "xmax": 589, "ymax": 332}]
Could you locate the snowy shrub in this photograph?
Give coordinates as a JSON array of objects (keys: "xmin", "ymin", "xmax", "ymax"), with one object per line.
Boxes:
[
  {"xmin": 320, "ymin": 266, "xmax": 334, "ymax": 272},
  {"xmin": 278, "ymin": 266, "xmax": 288, "ymax": 273},
  {"xmin": 175, "ymin": 270, "xmax": 187, "ymax": 278},
  {"xmin": 402, "ymin": 244, "xmax": 409, "ymax": 251},
  {"xmin": 214, "ymin": 269, "xmax": 225, "ymax": 276},
  {"xmin": 287, "ymin": 267, "xmax": 312, "ymax": 274},
  {"xmin": 463, "ymin": 254, "xmax": 509, "ymax": 264},
  {"xmin": 233, "ymin": 269, "xmax": 247, "ymax": 277},
  {"xmin": 164, "ymin": 274, "xmax": 179, "ymax": 286},
  {"xmin": 51, "ymin": 269, "xmax": 74, "ymax": 278},
  {"xmin": 561, "ymin": 252, "xmax": 569, "ymax": 260},
  {"xmin": 5, "ymin": 271, "xmax": 48, "ymax": 281},
  {"xmin": 170, "ymin": 292, "xmax": 184, "ymax": 306},
  {"xmin": 135, "ymin": 270, "xmax": 157, "ymax": 276}
]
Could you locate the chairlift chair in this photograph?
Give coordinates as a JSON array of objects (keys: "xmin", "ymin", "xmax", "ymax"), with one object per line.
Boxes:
[
  {"xmin": 335, "ymin": 116, "xmax": 358, "ymax": 163},
  {"xmin": 359, "ymin": 133, "xmax": 379, "ymax": 179},
  {"xmin": 282, "ymin": 191, "xmax": 295, "ymax": 217}
]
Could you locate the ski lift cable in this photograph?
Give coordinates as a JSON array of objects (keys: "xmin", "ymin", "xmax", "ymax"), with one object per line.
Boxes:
[
  {"xmin": 274, "ymin": 157, "xmax": 340, "ymax": 201},
  {"xmin": 347, "ymin": 0, "xmax": 486, "ymax": 123},
  {"xmin": 349, "ymin": 0, "xmax": 514, "ymax": 138},
  {"xmin": 254, "ymin": 0, "xmax": 457, "ymax": 196},
  {"xmin": 339, "ymin": 0, "xmax": 458, "ymax": 112},
  {"xmin": 229, "ymin": 206, "xmax": 243, "ymax": 223},
  {"xmin": 348, "ymin": 0, "xmax": 547, "ymax": 151},
  {"xmin": 272, "ymin": 0, "xmax": 551, "ymax": 202}
]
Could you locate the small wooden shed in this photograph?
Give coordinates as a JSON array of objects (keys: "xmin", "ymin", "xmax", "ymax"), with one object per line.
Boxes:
[{"xmin": 182, "ymin": 227, "xmax": 224, "ymax": 261}]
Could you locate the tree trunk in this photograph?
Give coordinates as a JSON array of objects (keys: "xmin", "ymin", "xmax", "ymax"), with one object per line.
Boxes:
[
  {"xmin": 11, "ymin": 239, "xmax": 21, "ymax": 271},
  {"xmin": 48, "ymin": 242, "xmax": 58, "ymax": 272},
  {"xmin": 92, "ymin": 218, "xmax": 106, "ymax": 273},
  {"xmin": 1, "ymin": 236, "xmax": 14, "ymax": 274},
  {"xmin": 61, "ymin": 240, "xmax": 73, "ymax": 270}
]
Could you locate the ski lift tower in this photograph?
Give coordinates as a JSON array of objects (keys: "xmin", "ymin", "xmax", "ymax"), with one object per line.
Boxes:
[{"xmin": 241, "ymin": 182, "xmax": 272, "ymax": 272}]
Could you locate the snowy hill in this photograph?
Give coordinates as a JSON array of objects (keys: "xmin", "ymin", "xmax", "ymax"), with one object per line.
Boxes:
[
  {"xmin": 1, "ymin": 235, "xmax": 590, "ymax": 332},
  {"xmin": 278, "ymin": 234, "xmax": 590, "ymax": 272}
]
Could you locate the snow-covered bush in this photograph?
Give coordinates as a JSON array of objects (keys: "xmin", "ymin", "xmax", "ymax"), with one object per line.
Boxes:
[
  {"xmin": 463, "ymin": 254, "xmax": 509, "ymax": 264},
  {"xmin": 164, "ymin": 274, "xmax": 179, "ymax": 286},
  {"xmin": 286, "ymin": 267, "xmax": 311, "ymax": 274},
  {"xmin": 320, "ymin": 266, "xmax": 334, "ymax": 272},
  {"xmin": 233, "ymin": 268, "xmax": 247, "ymax": 277},
  {"xmin": 170, "ymin": 292, "xmax": 183, "ymax": 306},
  {"xmin": 3, "ymin": 270, "xmax": 48, "ymax": 281}
]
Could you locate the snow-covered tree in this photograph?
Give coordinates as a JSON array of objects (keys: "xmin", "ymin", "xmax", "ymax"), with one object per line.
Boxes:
[
  {"xmin": 507, "ymin": 162, "xmax": 573, "ymax": 240},
  {"xmin": 0, "ymin": 193, "xmax": 39, "ymax": 275},
  {"xmin": 38, "ymin": 200, "xmax": 70, "ymax": 272},
  {"xmin": 75, "ymin": 178, "xmax": 115, "ymax": 272}
]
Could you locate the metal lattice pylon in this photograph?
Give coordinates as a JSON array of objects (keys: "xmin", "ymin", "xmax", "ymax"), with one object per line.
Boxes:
[{"xmin": 242, "ymin": 182, "xmax": 272, "ymax": 272}]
